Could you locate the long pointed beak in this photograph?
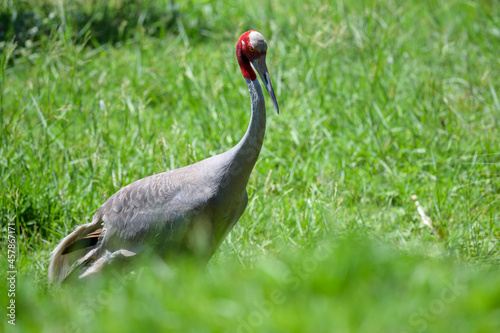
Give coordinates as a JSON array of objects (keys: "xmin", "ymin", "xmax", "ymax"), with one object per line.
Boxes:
[{"xmin": 252, "ymin": 56, "xmax": 280, "ymax": 114}]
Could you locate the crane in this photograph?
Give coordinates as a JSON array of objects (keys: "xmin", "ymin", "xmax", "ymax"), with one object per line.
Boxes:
[{"xmin": 48, "ymin": 30, "xmax": 280, "ymax": 285}]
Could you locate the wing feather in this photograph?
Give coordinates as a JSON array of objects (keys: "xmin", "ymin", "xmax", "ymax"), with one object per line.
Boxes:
[{"xmin": 96, "ymin": 171, "xmax": 215, "ymax": 251}]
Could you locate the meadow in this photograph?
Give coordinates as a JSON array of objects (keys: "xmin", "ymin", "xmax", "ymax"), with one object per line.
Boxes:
[{"xmin": 1, "ymin": 0, "xmax": 499, "ymax": 332}]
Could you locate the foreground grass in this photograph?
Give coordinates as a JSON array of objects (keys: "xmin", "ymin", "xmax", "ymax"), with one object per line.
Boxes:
[
  {"xmin": 4, "ymin": 238, "xmax": 500, "ymax": 332},
  {"xmin": 1, "ymin": 0, "xmax": 499, "ymax": 331}
]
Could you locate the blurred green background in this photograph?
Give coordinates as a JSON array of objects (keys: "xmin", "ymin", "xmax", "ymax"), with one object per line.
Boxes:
[{"xmin": 1, "ymin": 0, "xmax": 499, "ymax": 332}]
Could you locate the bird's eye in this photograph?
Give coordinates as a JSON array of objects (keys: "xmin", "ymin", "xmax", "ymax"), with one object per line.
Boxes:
[{"xmin": 249, "ymin": 46, "xmax": 255, "ymax": 52}]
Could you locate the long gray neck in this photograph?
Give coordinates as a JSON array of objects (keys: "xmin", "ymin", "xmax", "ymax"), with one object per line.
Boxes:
[{"xmin": 224, "ymin": 77, "xmax": 266, "ymax": 189}]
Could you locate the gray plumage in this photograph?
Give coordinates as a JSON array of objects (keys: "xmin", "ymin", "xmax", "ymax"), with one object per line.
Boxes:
[{"xmin": 48, "ymin": 30, "xmax": 280, "ymax": 285}]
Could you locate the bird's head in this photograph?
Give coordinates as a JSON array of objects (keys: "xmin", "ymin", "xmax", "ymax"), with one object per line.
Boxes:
[{"xmin": 236, "ymin": 30, "xmax": 280, "ymax": 114}]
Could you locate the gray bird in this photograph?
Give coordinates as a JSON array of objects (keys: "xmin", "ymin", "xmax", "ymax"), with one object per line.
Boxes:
[{"xmin": 48, "ymin": 30, "xmax": 280, "ymax": 285}]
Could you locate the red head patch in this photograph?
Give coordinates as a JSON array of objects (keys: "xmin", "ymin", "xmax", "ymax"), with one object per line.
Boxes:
[{"xmin": 236, "ymin": 30, "xmax": 266, "ymax": 81}]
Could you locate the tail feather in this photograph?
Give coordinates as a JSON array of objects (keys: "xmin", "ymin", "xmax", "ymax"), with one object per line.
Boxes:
[{"xmin": 48, "ymin": 221, "xmax": 102, "ymax": 286}]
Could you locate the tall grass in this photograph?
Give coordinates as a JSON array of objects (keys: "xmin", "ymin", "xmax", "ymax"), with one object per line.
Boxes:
[{"xmin": 1, "ymin": 0, "xmax": 499, "ymax": 332}]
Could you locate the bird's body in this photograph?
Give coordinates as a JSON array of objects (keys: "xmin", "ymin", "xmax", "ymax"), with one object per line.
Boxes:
[{"xmin": 48, "ymin": 31, "xmax": 279, "ymax": 285}]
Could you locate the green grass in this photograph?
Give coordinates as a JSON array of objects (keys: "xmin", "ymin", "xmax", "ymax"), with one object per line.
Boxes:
[{"xmin": 1, "ymin": 0, "xmax": 500, "ymax": 332}]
